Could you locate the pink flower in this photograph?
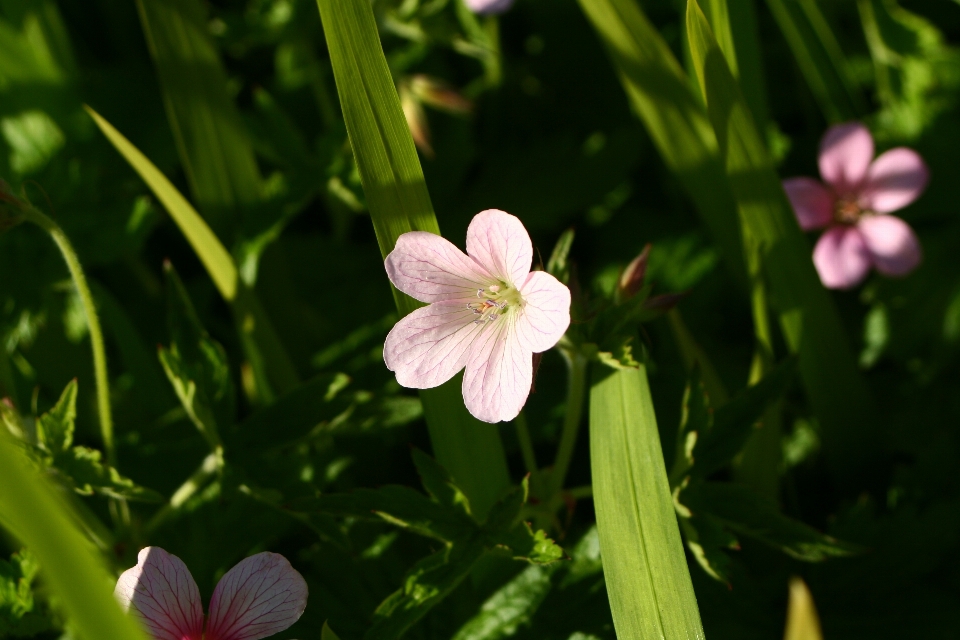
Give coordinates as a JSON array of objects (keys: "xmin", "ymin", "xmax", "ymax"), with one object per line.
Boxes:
[
  {"xmin": 115, "ymin": 547, "xmax": 307, "ymax": 640},
  {"xmin": 384, "ymin": 209, "xmax": 571, "ymax": 423},
  {"xmin": 465, "ymin": 0, "xmax": 516, "ymax": 15},
  {"xmin": 783, "ymin": 122, "xmax": 929, "ymax": 289}
]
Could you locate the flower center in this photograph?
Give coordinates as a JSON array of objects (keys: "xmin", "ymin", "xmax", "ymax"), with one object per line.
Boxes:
[
  {"xmin": 466, "ymin": 284, "xmax": 522, "ymax": 324},
  {"xmin": 834, "ymin": 198, "xmax": 865, "ymax": 225}
]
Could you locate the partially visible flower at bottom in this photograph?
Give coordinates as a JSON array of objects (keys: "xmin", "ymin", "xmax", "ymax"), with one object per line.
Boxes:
[
  {"xmin": 466, "ymin": 0, "xmax": 516, "ymax": 15},
  {"xmin": 782, "ymin": 122, "xmax": 928, "ymax": 290},
  {"xmin": 383, "ymin": 209, "xmax": 571, "ymax": 423},
  {"xmin": 115, "ymin": 547, "xmax": 307, "ymax": 640}
]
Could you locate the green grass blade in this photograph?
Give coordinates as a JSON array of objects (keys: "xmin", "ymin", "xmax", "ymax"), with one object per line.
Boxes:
[
  {"xmin": 576, "ymin": 0, "xmax": 747, "ymax": 288},
  {"xmin": 85, "ymin": 106, "xmax": 300, "ymax": 398},
  {"xmin": 315, "ymin": 0, "xmax": 510, "ymax": 518},
  {"xmin": 685, "ymin": 0, "xmax": 877, "ymax": 481},
  {"xmin": 0, "ymin": 433, "xmax": 151, "ymax": 640},
  {"xmin": 590, "ymin": 364, "xmax": 704, "ymax": 639},
  {"xmin": 763, "ymin": 0, "xmax": 864, "ymax": 122},
  {"xmin": 135, "ymin": 0, "xmax": 263, "ymax": 234}
]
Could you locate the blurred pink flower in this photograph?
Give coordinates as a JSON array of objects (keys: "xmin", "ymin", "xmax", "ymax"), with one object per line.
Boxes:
[
  {"xmin": 384, "ymin": 209, "xmax": 571, "ymax": 423},
  {"xmin": 466, "ymin": 0, "xmax": 516, "ymax": 15},
  {"xmin": 783, "ymin": 122, "xmax": 928, "ymax": 289},
  {"xmin": 115, "ymin": 547, "xmax": 307, "ymax": 640}
]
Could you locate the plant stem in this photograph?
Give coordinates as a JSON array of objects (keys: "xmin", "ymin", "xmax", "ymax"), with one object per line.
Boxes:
[
  {"xmin": 23, "ymin": 206, "xmax": 115, "ymax": 466},
  {"xmin": 146, "ymin": 449, "xmax": 222, "ymax": 533},
  {"xmin": 551, "ymin": 348, "xmax": 589, "ymax": 495},
  {"xmin": 514, "ymin": 411, "xmax": 539, "ymax": 478}
]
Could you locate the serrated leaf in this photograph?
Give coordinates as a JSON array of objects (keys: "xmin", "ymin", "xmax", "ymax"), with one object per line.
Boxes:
[
  {"xmin": 412, "ymin": 448, "xmax": 472, "ymax": 518},
  {"xmin": 0, "ymin": 549, "xmax": 49, "ymax": 636},
  {"xmin": 683, "ymin": 482, "xmax": 860, "ymax": 561},
  {"xmin": 677, "ymin": 513, "xmax": 737, "ymax": 585},
  {"xmin": 692, "ymin": 357, "xmax": 797, "ymax": 477},
  {"xmin": 55, "ymin": 447, "xmax": 163, "ymax": 502},
  {"xmin": 490, "ymin": 523, "xmax": 565, "ymax": 565},
  {"xmin": 36, "ymin": 379, "xmax": 76, "ymax": 454},
  {"xmin": 672, "ymin": 367, "xmax": 711, "ymax": 482},
  {"xmin": 366, "ymin": 538, "xmax": 487, "ymax": 640}
]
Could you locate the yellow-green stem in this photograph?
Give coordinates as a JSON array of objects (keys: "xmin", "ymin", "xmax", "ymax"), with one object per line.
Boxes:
[
  {"xmin": 551, "ymin": 349, "xmax": 589, "ymax": 495},
  {"xmin": 23, "ymin": 206, "xmax": 115, "ymax": 465}
]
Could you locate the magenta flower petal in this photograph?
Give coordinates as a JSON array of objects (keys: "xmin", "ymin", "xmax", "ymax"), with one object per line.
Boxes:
[
  {"xmin": 783, "ymin": 177, "xmax": 835, "ymax": 231},
  {"xmin": 818, "ymin": 122, "xmax": 874, "ymax": 195},
  {"xmin": 383, "ymin": 303, "xmax": 483, "ymax": 389},
  {"xmin": 114, "ymin": 547, "xmax": 204, "ymax": 640},
  {"xmin": 812, "ymin": 225, "xmax": 871, "ymax": 289},
  {"xmin": 860, "ymin": 147, "xmax": 930, "ymax": 213},
  {"xmin": 465, "ymin": 0, "xmax": 516, "ymax": 14},
  {"xmin": 514, "ymin": 271, "xmax": 571, "ymax": 353},
  {"xmin": 462, "ymin": 320, "xmax": 532, "ymax": 423},
  {"xmin": 385, "ymin": 231, "xmax": 494, "ymax": 303},
  {"xmin": 205, "ymin": 552, "xmax": 308, "ymax": 640},
  {"xmin": 466, "ymin": 209, "xmax": 533, "ymax": 286},
  {"xmin": 857, "ymin": 215, "xmax": 922, "ymax": 276}
]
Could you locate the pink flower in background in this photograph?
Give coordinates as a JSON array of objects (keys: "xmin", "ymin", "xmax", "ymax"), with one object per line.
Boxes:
[
  {"xmin": 466, "ymin": 0, "xmax": 516, "ymax": 15},
  {"xmin": 783, "ymin": 122, "xmax": 929, "ymax": 289},
  {"xmin": 115, "ymin": 547, "xmax": 307, "ymax": 640},
  {"xmin": 384, "ymin": 209, "xmax": 571, "ymax": 423}
]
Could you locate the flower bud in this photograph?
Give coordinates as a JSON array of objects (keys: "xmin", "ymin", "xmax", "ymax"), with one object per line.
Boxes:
[
  {"xmin": 408, "ymin": 75, "xmax": 473, "ymax": 115},
  {"xmin": 618, "ymin": 243, "xmax": 651, "ymax": 300}
]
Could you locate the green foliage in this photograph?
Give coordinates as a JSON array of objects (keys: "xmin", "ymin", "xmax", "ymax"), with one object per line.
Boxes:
[{"xmin": 0, "ymin": 549, "xmax": 50, "ymax": 637}]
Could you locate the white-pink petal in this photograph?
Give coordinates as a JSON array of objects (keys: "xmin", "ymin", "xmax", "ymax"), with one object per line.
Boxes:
[
  {"xmin": 812, "ymin": 225, "xmax": 871, "ymax": 290},
  {"xmin": 205, "ymin": 552, "xmax": 308, "ymax": 640},
  {"xmin": 465, "ymin": 209, "xmax": 533, "ymax": 286},
  {"xmin": 819, "ymin": 122, "xmax": 874, "ymax": 195},
  {"xmin": 514, "ymin": 271, "xmax": 571, "ymax": 353},
  {"xmin": 462, "ymin": 319, "xmax": 532, "ymax": 423},
  {"xmin": 385, "ymin": 231, "xmax": 494, "ymax": 303},
  {"xmin": 857, "ymin": 215, "xmax": 922, "ymax": 277},
  {"xmin": 860, "ymin": 147, "xmax": 929, "ymax": 213},
  {"xmin": 782, "ymin": 177, "xmax": 835, "ymax": 231},
  {"xmin": 383, "ymin": 303, "xmax": 484, "ymax": 389},
  {"xmin": 114, "ymin": 547, "xmax": 204, "ymax": 640},
  {"xmin": 465, "ymin": 0, "xmax": 515, "ymax": 14}
]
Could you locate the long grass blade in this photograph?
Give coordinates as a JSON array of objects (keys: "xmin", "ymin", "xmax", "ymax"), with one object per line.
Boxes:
[
  {"xmin": 315, "ymin": 0, "xmax": 510, "ymax": 518},
  {"xmin": 685, "ymin": 0, "xmax": 877, "ymax": 481},
  {"xmin": 0, "ymin": 432, "xmax": 151, "ymax": 640},
  {"xmin": 590, "ymin": 364, "xmax": 704, "ymax": 639}
]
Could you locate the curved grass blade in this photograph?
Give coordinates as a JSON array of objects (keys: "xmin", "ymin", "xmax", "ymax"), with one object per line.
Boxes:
[
  {"xmin": 590, "ymin": 364, "xmax": 704, "ymax": 639},
  {"xmin": 85, "ymin": 106, "xmax": 300, "ymax": 398},
  {"xmin": 0, "ymin": 432, "xmax": 151, "ymax": 640},
  {"xmin": 685, "ymin": 0, "xmax": 878, "ymax": 483},
  {"xmin": 315, "ymin": 0, "xmax": 510, "ymax": 518}
]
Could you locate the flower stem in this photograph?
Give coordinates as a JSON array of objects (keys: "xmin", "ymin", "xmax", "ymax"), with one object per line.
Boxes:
[
  {"xmin": 514, "ymin": 410, "xmax": 539, "ymax": 478},
  {"xmin": 22, "ymin": 206, "xmax": 115, "ymax": 465},
  {"xmin": 551, "ymin": 348, "xmax": 589, "ymax": 495}
]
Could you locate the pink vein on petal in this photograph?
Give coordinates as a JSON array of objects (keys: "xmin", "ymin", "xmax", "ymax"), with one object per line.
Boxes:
[{"xmin": 114, "ymin": 547, "xmax": 204, "ymax": 640}]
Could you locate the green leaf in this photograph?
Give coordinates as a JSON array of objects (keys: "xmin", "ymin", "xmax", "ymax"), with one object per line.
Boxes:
[
  {"xmin": 36, "ymin": 378, "xmax": 76, "ymax": 454},
  {"xmin": 135, "ymin": 0, "xmax": 263, "ymax": 235},
  {"xmin": 784, "ymin": 578, "xmax": 824, "ymax": 640},
  {"xmin": 685, "ymin": 0, "xmax": 878, "ymax": 483},
  {"xmin": 0, "ymin": 549, "xmax": 50, "ymax": 636},
  {"xmin": 546, "ymin": 228, "xmax": 575, "ymax": 285},
  {"xmin": 0, "ymin": 433, "xmax": 152, "ymax": 640},
  {"xmin": 366, "ymin": 539, "xmax": 487, "ymax": 640},
  {"xmin": 158, "ymin": 262, "xmax": 233, "ymax": 450},
  {"xmin": 323, "ymin": 622, "xmax": 345, "ymax": 640},
  {"xmin": 55, "ymin": 447, "xmax": 163, "ymax": 502},
  {"xmin": 315, "ymin": 0, "xmax": 510, "ymax": 520},
  {"xmin": 589, "ymin": 364, "xmax": 704, "ymax": 639},
  {"xmin": 489, "ymin": 523, "xmax": 566, "ymax": 565},
  {"xmin": 411, "ymin": 447, "xmax": 472, "ymax": 518},
  {"xmin": 682, "ymin": 482, "xmax": 860, "ymax": 562},
  {"xmin": 692, "ymin": 357, "xmax": 797, "ymax": 477},
  {"xmin": 677, "ymin": 512, "xmax": 737, "ymax": 585}
]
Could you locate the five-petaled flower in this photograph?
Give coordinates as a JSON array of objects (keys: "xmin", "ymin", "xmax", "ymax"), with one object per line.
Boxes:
[
  {"xmin": 783, "ymin": 122, "xmax": 929, "ymax": 290},
  {"xmin": 115, "ymin": 547, "xmax": 307, "ymax": 640},
  {"xmin": 383, "ymin": 209, "xmax": 571, "ymax": 423}
]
